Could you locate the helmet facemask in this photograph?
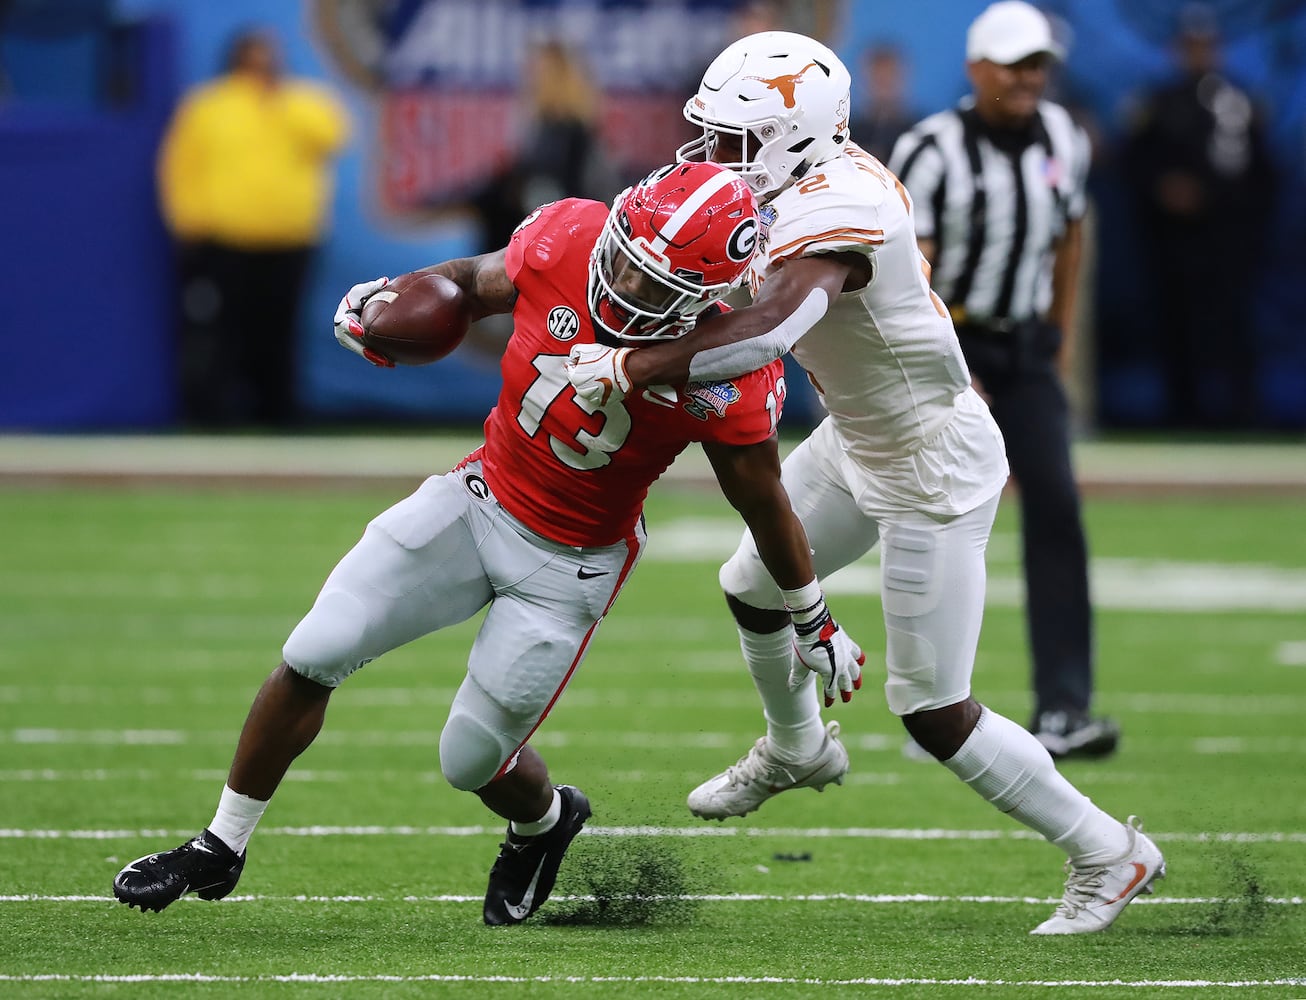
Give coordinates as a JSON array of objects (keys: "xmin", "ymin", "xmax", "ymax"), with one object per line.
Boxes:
[
  {"xmin": 676, "ymin": 115, "xmax": 792, "ymax": 195},
  {"xmin": 587, "ymin": 163, "xmax": 759, "ymax": 342}
]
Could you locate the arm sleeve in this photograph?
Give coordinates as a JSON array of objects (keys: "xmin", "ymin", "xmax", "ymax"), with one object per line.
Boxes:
[{"xmin": 685, "ymin": 287, "xmax": 829, "ymax": 382}]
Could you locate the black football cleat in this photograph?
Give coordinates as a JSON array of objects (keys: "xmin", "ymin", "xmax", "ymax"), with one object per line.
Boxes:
[
  {"xmin": 1032, "ymin": 709, "xmax": 1121, "ymax": 760},
  {"xmin": 483, "ymin": 785, "xmax": 591, "ymax": 926},
  {"xmin": 113, "ymin": 828, "xmax": 245, "ymax": 913}
]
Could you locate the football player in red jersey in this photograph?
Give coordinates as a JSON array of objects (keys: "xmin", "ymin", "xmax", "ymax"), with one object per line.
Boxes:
[{"xmin": 112, "ymin": 162, "xmax": 864, "ymax": 926}]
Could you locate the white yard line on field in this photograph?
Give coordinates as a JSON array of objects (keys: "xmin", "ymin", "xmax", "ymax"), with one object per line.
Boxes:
[
  {"xmin": 1, "ymin": 973, "xmax": 1303, "ymax": 989},
  {"xmin": 3, "ymin": 825, "xmax": 1304, "ymax": 844},
  {"xmin": 7, "ymin": 726, "xmax": 1306, "ymax": 755},
  {"xmin": 1275, "ymin": 641, "xmax": 1306, "ymax": 666},
  {"xmin": 3, "ymin": 434, "xmax": 1304, "ymax": 492},
  {"xmin": 7, "ymin": 685, "xmax": 1306, "ymax": 715},
  {"xmin": 2, "ymin": 892, "xmax": 1302, "ymax": 906}
]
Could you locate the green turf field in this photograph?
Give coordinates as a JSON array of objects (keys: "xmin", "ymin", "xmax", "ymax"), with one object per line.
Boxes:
[{"xmin": 1, "ymin": 479, "xmax": 1303, "ymax": 998}]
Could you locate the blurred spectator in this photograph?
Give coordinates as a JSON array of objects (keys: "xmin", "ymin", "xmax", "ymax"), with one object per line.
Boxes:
[
  {"xmin": 468, "ymin": 41, "xmax": 617, "ymax": 253},
  {"xmin": 728, "ymin": 0, "xmax": 844, "ymax": 44},
  {"xmin": 849, "ymin": 43, "xmax": 920, "ymax": 162},
  {"xmin": 157, "ymin": 27, "xmax": 349, "ymax": 427},
  {"xmin": 1122, "ymin": 4, "xmax": 1276, "ymax": 428}
]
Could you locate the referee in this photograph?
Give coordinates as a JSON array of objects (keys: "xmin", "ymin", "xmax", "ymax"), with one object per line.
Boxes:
[{"xmin": 889, "ymin": 0, "xmax": 1118, "ymax": 759}]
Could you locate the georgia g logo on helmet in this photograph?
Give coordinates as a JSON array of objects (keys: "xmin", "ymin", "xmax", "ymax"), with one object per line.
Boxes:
[{"xmin": 726, "ymin": 217, "xmax": 759, "ymax": 263}]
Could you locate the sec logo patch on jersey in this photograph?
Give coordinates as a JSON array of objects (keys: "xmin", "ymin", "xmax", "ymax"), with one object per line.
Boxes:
[{"xmin": 547, "ymin": 306, "xmax": 581, "ymax": 341}]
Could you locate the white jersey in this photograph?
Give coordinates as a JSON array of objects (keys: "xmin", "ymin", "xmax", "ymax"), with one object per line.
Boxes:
[{"xmin": 751, "ymin": 142, "xmax": 1008, "ymax": 514}]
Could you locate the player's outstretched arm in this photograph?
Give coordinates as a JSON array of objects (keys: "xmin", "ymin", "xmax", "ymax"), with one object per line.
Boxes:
[
  {"xmin": 333, "ymin": 250, "xmax": 519, "ymax": 367},
  {"xmin": 413, "ymin": 249, "xmax": 518, "ymax": 322},
  {"xmin": 566, "ymin": 254, "xmax": 856, "ymax": 405},
  {"xmin": 702, "ymin": 438, "xmax": 864, "ymax": 707}
]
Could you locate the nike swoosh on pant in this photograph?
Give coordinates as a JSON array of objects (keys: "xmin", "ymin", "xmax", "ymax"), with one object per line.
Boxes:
[
  {"xmin": 503, "ymin": 857, "xmax": 549, "ymax": 921},
  {"xmin": 577, "ymin": 568, "xmax": 609, "ymax": 579}
]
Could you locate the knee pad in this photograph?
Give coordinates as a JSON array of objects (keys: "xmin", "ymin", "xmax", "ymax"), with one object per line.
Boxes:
[
  {"xmin": 439, "ymin": 709, "xmax": 516, "ymax": 791},
  {"xmin": 718, "ymin": 546, "xmax": 784, "ymax": 611},
  {"xmin": 881, "ymin": 525, "xmax": 942, "ymax": 619},
  {"xmin": 281, "ymin": 590, "xmax": 372, "ymax": 688}
]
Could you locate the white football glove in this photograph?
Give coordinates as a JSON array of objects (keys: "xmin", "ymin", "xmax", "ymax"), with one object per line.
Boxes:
[
  {"xmin": 566, "ymin": 343, "xmax": 634, "ymax": 406},
  {"xmin": 784, "ymin": 586, "xmax": 865, "ymax": 707},
  {"xmin": 333, "ymin": 276, "xmax": 395, "ymax": 368}
]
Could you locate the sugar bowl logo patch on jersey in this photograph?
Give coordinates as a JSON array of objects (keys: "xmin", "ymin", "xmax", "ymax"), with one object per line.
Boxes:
[
  {"xmin": 683, "ymin": 380, "xmax": 743, "ymax": 421},
  {"xmin": 547, "ymin": 305, "xmax": 581, "ymax": 342},
  {"xmin": 757, "ymin": 205, "xmax": 778, "ymax": 254}
]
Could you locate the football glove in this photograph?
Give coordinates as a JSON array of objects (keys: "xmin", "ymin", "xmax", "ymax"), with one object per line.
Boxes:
[
  {"xmin": 785, "ymin": 586, "xmax": 865, "ymax": 707},
  {"xmin": 333, "ymin": 276, "xmax": 395, "ymax": 368},
  {"xmin": 565, "ymin": 343, "xmax": 634, "ymax": 406}
]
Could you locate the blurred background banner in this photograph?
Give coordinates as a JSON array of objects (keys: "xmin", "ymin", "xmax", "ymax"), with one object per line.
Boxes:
[
  {"xmin": 1, "ymin": 0, "xmax": 1304, "ymax": 431},
  {"xmin": 319, "ymin": 0, "xmax": 736, "ymax": 216}
]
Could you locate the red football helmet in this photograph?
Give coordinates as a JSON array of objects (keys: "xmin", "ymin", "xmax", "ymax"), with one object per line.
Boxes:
[{"xmin": 587, "ymin": 161, "xmax": 759, "ymax": 341}]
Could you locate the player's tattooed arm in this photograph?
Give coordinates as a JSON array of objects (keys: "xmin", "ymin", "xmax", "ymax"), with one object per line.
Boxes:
[{"xmin": 417, "ymin": 250, "xmax": 518, "ymax": 321}]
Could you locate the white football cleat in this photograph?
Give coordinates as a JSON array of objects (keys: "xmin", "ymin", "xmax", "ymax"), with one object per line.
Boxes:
[
  {"xmin": 687, "ymin": 721, "xmax": 849, "ymax": 820},
  {"xmin": 1030, "ymin": 816, "xmax": 1166, "ymax": 935}
]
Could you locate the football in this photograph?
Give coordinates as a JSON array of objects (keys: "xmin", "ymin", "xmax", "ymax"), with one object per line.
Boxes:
[{"xmin": 359, "ymin": 272, "xmax": 471, "ymax": 366}]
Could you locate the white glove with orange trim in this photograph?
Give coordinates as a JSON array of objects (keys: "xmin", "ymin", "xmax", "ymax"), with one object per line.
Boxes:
[
  {"xmin": 784, "ymin": 581, "xmax": 865, "ymax": 707},
  {"xmin": 566, "ymin": 343, "xmax": 634, "ymax": 406}
]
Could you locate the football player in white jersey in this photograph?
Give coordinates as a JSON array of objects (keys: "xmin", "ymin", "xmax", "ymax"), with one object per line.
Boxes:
[{"xmin": 566, "ymin": 31, "xmax": 1164, "ymax": 936}]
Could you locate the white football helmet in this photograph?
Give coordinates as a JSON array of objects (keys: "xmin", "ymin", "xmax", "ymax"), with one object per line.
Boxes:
[
  {"xmin": 679, "ymin": 31, "xmax": 852, "ymax": 197},
  {"xmin": 587, "ymin": 161, "xmax": 758, "ymax": 342}
]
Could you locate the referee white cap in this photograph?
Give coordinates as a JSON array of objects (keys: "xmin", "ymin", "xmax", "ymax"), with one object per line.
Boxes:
[{"xmin": 966, "ymin": 1, "xmax": 1064, "ymax": 65}]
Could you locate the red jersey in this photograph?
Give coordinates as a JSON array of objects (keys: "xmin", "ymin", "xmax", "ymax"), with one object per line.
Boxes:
[{"xmin": 478, "ymin": 198, "xmax": 787, "ymax": 548}]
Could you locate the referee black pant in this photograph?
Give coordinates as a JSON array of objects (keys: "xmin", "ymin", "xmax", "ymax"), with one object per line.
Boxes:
[{"xmin": 956, "ymin": 320, "xmax": 1093, "ymax": 719}]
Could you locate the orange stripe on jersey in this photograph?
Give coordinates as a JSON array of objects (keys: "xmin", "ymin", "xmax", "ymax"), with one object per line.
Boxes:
[{"xmin": 767, "ymin": 227, "xmax": 885, "ymax": 261}]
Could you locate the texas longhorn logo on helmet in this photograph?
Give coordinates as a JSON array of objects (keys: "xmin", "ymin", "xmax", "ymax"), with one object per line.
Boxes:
[{"xmin": 744, "ymin": 62, "xmax": 819, "ymax": 108}]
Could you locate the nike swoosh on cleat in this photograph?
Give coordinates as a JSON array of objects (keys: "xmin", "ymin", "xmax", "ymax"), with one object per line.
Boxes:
[
  {"xmin": 502, "ymin": 856, "xmax": 550, "ymax": 921},
  {"xmin": 1104, "ymin": 862, "xmax": 1149, "ymax": 905},
  {"xmin": 765, "ymin": 756, "xmax": 834, "ymax": 794}
]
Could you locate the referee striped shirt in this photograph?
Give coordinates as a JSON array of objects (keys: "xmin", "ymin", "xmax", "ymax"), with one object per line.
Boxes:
[{"xmin": 888, "ymin": 98, "xmax": 1090, "ymax": 328}]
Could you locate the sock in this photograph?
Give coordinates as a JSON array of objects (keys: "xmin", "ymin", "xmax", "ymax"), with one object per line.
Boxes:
[
  {"xmin": 739, "ymin": 624, "xmax": 825, "ymax": 762},
  {"xmin": 511, "ymin": 787, "xmax": 561, "ymax": 837},
  {"xmin": 942, "ymin": 707, "xmax": 1130, "ymax": 865},
  {"xmin": 208, "ymin": 784, "xmax": 268, "ymax": 856}
]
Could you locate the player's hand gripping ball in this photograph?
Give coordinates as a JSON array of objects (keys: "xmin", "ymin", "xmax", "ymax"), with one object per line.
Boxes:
[{"xmin": 358, "ymin": 272, "xmax": 471, "ymax": 366}]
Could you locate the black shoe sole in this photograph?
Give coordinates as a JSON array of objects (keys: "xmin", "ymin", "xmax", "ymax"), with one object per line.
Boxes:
[
  {"xmin": 483, "ymin": 787, "xmax": 592, "ymax": 926},
  {"xmin": 1044, "ymin": 732, "xmax": 1121, "ymax": 760},
  {"xmin": 114, "ymin": 877, "xmax": 237, "ymax": 913}
]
